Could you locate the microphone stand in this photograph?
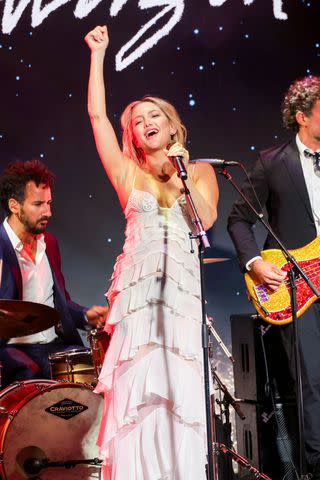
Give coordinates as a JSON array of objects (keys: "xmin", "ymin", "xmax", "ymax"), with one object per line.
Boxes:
[
  {"xmin": 207, "ymin": 316, "xmax": 235, "ymax": 363},
  {"xmin": 23, "ymin": 457, "xmax": 102, "ymax": 475},
  {"xmin": 173, "ymin": 157, "xmax": 214, "ymax": 479},
  {"xmin": 174, "ymin": 158, "xmax": 276, "ymax": 480},
  {"xmin": 219, "ymin": 166, "xmax": 320, "ymax": 479},
  {"xmin": 210, "ymin": 365, "xmax": 246, "ymax": 422}
]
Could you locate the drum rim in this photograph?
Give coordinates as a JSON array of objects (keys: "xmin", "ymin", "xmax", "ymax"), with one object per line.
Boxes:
[
  {"xmin": 48, "ymin": 348, "xmax": 91, "ymax": 359},
  {"xmin": 0, "ymin": 380, "xmax": 95, "ymax": 411},
  {"xmin": 0, "ymin": 379, "xmax": 56, "ymax": 398}
]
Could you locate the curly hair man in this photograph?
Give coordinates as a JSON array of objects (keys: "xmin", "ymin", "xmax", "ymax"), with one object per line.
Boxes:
[{"xmin": 228, "ymin": 76, "xmax": 320, "ymax": 478}]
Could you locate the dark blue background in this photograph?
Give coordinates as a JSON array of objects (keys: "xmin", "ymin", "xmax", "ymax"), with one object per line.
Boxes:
[{"xmin": 1, "ymin": 0, "xmax": 319, "ymax": 381}]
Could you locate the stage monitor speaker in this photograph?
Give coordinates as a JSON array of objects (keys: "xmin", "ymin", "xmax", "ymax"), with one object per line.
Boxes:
[
  {"xmin": 230, "ymin": 313, "xmax": 295, "ymax": 401},
  {"xmin": 235, "ymin": 400, "xmax": 298, "ymax": 480}
]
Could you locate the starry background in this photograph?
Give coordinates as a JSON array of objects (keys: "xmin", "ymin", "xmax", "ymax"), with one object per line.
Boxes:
[{"xmin": 0, "ymin": 0, "xmax": 319, "ymax": 389}]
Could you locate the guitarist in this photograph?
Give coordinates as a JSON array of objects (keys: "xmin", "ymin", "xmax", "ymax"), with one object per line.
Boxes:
[{"xmin": 228, "ymin": 76, "xmax": 320, "ymax": 479}]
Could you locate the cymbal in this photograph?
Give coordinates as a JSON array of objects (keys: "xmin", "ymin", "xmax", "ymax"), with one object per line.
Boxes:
[
  {"xmin": 0, "ymin": 300, "xmax": 59, "ymax": 339},
  {"xmin": 203, "ymin": 257, "xmax": 230, "ymax": 264}
]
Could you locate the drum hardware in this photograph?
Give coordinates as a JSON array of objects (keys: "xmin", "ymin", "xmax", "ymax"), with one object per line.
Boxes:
[
  {"xmin": 0, "ymin": 407, "xmax": 19, "ymax": 420},
  {"xmin": 212, "ymin": 443, "xmax": 272, "ymax": 480},
  {"xmin": 88, "ymin": 328, "xmax": 110, "ymax": 382},
  {"xmin": 211, "ymin": 366, "xmax": 245, "ymax": 421},
  {"xmin": 0, "ymin": 299, "xmax": 59, "ymax": 338},
  {"xmin": 34, "ymin": 382, "xmax": 50, "ymax": 391},
  {"xmin": 8, "ymin": 410, "xmax": 18, "ymax": 420},
  {"xmin": 23, "ymin": 456, "xmax": 102, "ymax": 475},
  {"xmin": 207, "ymin": 316, "xmax": 234, "ymax": 363}
]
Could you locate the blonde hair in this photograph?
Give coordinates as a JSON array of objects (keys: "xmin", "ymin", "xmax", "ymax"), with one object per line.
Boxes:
[{"xmin": 120, "ymin": 96, "xmax": 187, "ymax": 165}]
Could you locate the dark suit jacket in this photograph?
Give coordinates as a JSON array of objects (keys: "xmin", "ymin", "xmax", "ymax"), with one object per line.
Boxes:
[
  {"xmin": 0, "ymin": 223, "xmax": 87, "ymax": 346},
  {"xmin": 227, "ymin": 139, "xmax": 317, "ymax": 270}
]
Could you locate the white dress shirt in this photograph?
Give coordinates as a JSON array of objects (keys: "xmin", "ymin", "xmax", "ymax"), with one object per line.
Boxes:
[
  {"xmin": 4, "ymin": 218, "xmax": 57, "ymax": 344},
  {"xmin": 296, "ymin": 133, "xmax": 320, "ymax": 236}
]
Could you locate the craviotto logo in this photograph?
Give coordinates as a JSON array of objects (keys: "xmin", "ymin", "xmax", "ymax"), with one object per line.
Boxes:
[
  {"xmin": 1, "ymin": 0, "xmax": 288, "ymax": 71},
  {"xmin": 45, "ymin": 398, "xmax": 88, "ymax": 420}
]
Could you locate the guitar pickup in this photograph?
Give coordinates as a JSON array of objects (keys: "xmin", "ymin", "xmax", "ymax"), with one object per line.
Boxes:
[{"xmin": 254, "ymin": 284, "xmax": 269, "ymax": 303}]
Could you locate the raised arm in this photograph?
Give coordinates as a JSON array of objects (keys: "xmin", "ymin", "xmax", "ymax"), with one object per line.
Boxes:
[{"xmin": 85, "ymin": 26, "xmax": 133, "ymax": 198}]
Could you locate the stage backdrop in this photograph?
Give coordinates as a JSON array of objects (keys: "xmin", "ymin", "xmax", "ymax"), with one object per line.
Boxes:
[{"xmin": 1, "ymin": 0, "xmax": 320, "ymax": 384}]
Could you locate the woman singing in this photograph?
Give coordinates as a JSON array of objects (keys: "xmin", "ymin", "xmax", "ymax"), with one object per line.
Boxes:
[{"xmin": 85, "ymin": 25, "xmax": 219, "ymax": 480}]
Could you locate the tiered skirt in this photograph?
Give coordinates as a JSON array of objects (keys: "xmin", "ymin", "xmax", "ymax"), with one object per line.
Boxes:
[{"xmin": 95, "ymin": 227, "xmax": 207, "ymax": 479}]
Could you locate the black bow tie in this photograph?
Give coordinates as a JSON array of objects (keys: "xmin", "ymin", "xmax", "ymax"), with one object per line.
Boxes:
[{"xmin": 304, "ymin": 149, "xmax": 320, "ymax": 170}]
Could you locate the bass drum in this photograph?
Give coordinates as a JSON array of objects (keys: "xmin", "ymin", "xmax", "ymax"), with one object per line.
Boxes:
[{"xmin": 0, "ymin": 380, "xmax": 103, "ymax": 479}]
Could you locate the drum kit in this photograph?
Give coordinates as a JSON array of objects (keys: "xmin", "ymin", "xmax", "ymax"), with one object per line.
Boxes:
[{"xmin": 0, "ymin": 300, "xmax": 110, "ymax": 480}]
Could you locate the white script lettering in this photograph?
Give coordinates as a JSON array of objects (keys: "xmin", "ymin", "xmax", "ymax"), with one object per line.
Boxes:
[{"xmin": 1, "ymin": 0, "xmax": 289, "ymax": 70}]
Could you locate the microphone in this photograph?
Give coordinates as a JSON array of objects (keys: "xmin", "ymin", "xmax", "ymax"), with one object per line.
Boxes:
[
  {"xmin": 166, "ymin": 142, "xmax": 188, "ymax": 179},
  {"xmin": 190, "ymin": 158, "xmax": 240, "ymax": 167},
  {"xmin": 171, "ymin": 156, "xmax": 187, "ymax": 179}
]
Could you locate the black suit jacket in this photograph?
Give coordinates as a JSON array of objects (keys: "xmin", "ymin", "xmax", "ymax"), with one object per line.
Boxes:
[
  {"xmin": 0, "ymin": 223, "xmax": 87, "ymax": 346},
  {"xmin": 227, "ymin": 139, "xmax": 317, "ymax": 270}
]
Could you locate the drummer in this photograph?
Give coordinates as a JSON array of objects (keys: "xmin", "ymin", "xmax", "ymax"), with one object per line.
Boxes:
[{"xmin": 0, "ymin": 159, "xmax": 108, "ymax": 388}]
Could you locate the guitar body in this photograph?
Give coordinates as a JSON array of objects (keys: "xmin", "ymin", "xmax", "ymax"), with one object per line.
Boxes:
[{"xmin": 244, "ymin": 236, "xmax": 320, "ymax": 325}]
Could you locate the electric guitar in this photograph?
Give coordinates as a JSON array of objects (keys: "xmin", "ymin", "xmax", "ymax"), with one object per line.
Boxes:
[{"xmin": 244, "ymin": 236, "xmax": 320, "ymax": 325}]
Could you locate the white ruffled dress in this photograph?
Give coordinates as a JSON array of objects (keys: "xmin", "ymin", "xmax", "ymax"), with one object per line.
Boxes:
[{"xmin": 95, "ymin": 188, "xmax": 207, "ymax": 480}]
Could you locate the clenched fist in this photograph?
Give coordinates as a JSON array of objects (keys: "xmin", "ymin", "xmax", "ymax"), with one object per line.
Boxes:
[{"xmin": 85, "ymin": 25, "xmax": 109, "ymax": 53}]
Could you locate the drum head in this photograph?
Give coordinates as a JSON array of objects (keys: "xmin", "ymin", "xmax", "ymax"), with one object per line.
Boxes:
[{"xmin": 0, "ymin": 381, "xmax": 103, "ymax": 479}]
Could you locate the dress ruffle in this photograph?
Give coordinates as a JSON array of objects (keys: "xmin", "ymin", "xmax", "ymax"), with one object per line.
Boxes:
[
  {"xmin": 109, "ymin": 246, "xmax": 200, "ymax": 299},
  {"xmin": 95, "ymin": 305, "xmax": 203, "ymax": 391},
  {"xmin": 96, "ymin": 346, "xmax": 205, "ymax": 441},
  {"xmin": 97, "ymin": 345, "xmax": 207, "ymax": 479},
  {"xmin": 95, "ymin": 190, "xmax": 207, "ymax": 479},
  {"xmin": 99, "ymin": 406, "xmax": 207, "ymax": 480}
]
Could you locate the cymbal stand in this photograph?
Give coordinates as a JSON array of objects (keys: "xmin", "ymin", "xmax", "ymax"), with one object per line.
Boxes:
[{"xmin": 207, "ymin": 316, "xmax": 235, "ymax": 363}]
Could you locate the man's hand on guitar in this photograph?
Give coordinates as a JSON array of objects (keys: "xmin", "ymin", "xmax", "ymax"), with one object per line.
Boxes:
[{"xmin": 251, "ymin": 259, "xmax": 287, "ymax": 292}]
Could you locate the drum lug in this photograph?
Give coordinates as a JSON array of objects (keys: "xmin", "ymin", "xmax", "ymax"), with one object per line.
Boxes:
[
  {"xmin": 35, "ymin": 383, "xmax": 48, "ymax": 391},
  {"xmin": 13, "ymin": 381, "xmax": 23, "ymax": 387},
  {"xmin": 0, "ymin": 406, "xmax": 8, "ymax": 417},
  {"xmin": 8, "ymin": 409, "xmax": 18, "ymax": 420}
]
